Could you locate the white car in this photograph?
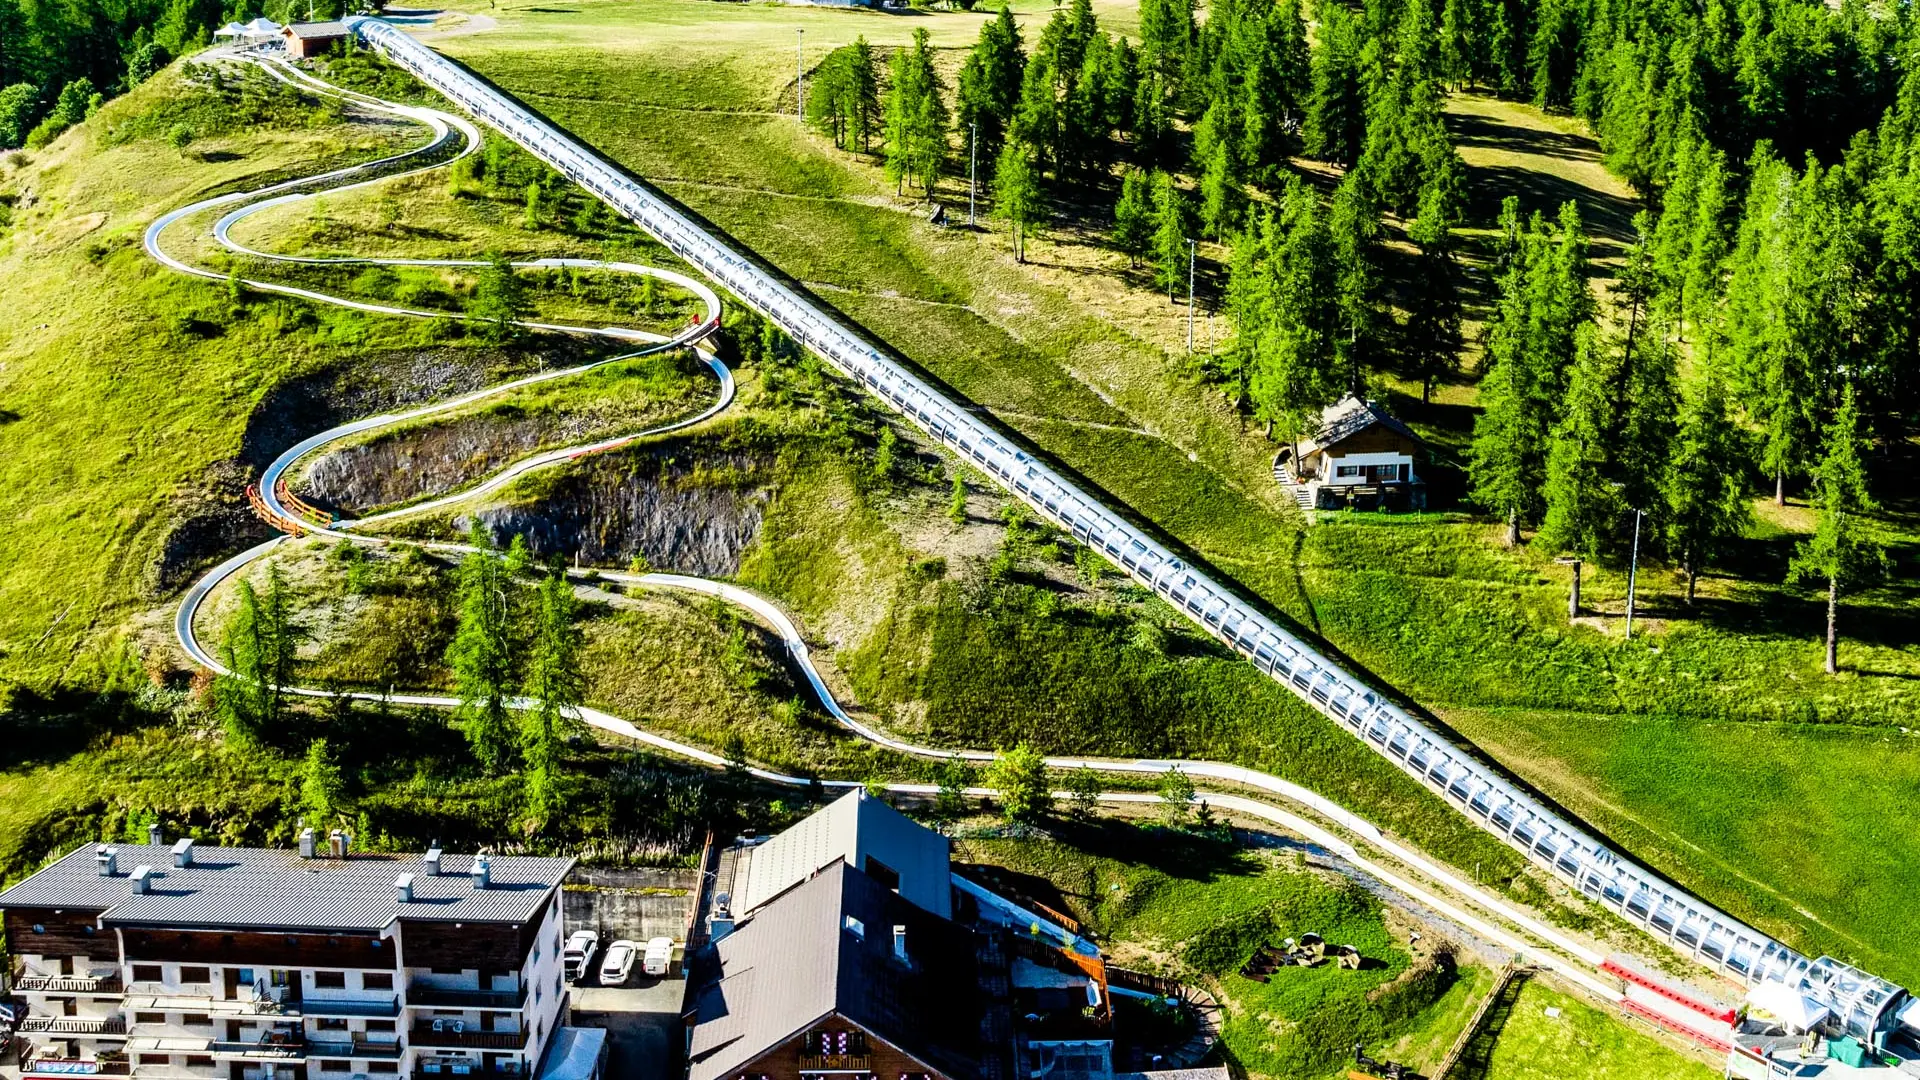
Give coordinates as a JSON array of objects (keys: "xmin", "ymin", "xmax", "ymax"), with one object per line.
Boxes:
[
  {"xmin": 599, "ymin": 939, "xmax": 639, "ymax": 986},
  {"xmin": 562, "ymin": 930, "xmax": 599, "ymax": 983},
  {"xmin": 642, "ymin": 937, "xmax": 675, "ymax": 977}
]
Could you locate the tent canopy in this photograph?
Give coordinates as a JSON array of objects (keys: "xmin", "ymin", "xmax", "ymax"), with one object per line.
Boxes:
[
  {"xmin": 213, "ymin": 21, "xmax": 246, "ymax": 36},
  {"xmin": 1748, "ymin": 980, "xmax": 1832, "ymax": 1032}
]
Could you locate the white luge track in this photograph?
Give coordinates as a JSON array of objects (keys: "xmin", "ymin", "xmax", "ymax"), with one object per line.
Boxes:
[{"xmin": 158, "ymin": 27, "xmax": 1911, "ymax": 1042}]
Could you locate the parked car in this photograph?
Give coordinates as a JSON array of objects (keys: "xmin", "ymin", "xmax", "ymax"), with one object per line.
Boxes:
[
  {"xmin": 599, "ymin": 940, "xmax": 639, "ymax": 986},
  {"xmin": 642, "ymin": 937, "xmax": 675, "ymax": 977},
  {"xmin": 562, "ymin": 930, "xmax": 599, "ymax": 982}
]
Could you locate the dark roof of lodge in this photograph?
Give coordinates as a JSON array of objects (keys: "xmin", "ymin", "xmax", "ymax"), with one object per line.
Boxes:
[
  {"xmin": 283, "ymin": 20, "xmax": 350, "ymax": 38},
  {"xmin": 685, "ymin": 860, "xmax": 1007, "ymax": 1080},
  {"xmin": 1308, "ymin": 394, "xmax": 1420, "ymax": 453},
  {"xmin": 0, "ymin": 844, "xmax": 572, "ymax": 932}
]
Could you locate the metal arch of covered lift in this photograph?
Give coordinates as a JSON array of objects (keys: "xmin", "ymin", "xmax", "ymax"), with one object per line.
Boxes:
[{"xmin": 341, "ymin": 16, "xmax": 1914, "ymax": 1048}]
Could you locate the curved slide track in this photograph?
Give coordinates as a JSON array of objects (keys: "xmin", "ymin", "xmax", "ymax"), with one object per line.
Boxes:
[{"xmin": 155, "ymin": 32, "xmax": 1908, "ymax": 1041}]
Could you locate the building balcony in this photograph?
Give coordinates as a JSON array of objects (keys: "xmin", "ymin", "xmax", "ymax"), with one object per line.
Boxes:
[
  {"xmin": 302, "ymin": 995, "xmax": 402, "ymax": 1018},
  {"xmin": 19, "ymin": 1016, "xmax": 129, "ymax": 1037},
  {"xmin": 16, "ymin": 975, "xmax": 124, "ymax": 996},
  {"xmin": 304, "ymin": 1038, "xmax": 404, "ymax": 1060},
  {"xmin": 408, "ymin": 1026, "xmax": 528, "ymax": 1051},
  {"xmin": 797, "ymin": 1054, "xmax": 872, "ymax": 1073},
  {"xmin": 405, "ymin": 986, "xmax": 525, "ymax": 1011},
  {"xmin": 21, "ymin": 1059, "xmax": 131, "ymax": 1077},
  {"xmin": 122, "ymin": 993, "xmax": 289, "ymax": 1018},
  {"xmin": 413, "ymin": 1061, "xmax": 527, "ymax": 1080}
]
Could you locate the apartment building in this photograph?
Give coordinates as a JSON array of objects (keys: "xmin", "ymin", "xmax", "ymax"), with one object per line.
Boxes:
[{"xmin": 0, "ymin": 833, "xmax": 573, "ymax": 1080}]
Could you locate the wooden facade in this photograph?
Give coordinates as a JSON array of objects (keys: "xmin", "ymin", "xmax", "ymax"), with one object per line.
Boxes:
[
  {"xmin": 732, "ymin": 1018, "xmax": 945, "ymax": 1080},
  {"xmin": 5, "ymin": 907, "xmax": 110, "ymax": 964},
  {"xmin": 120, "ymin": 928, "xmax": 396, "ymax": 970}
]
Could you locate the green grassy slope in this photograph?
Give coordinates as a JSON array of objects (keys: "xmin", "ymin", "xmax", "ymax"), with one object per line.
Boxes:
[{"xmin": 437, "ymin": 0, "xmax": 1920, "ymax": 982}]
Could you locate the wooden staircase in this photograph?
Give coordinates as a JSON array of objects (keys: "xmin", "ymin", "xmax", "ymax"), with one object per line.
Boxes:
[{"xmin": 1434, "ymin": 963, "xmax": 1532, "ymax": 1080}]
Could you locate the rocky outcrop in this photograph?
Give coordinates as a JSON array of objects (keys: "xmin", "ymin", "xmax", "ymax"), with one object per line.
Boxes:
[{"xmin": 460, "ymin": 451, "xmax": 768, "ymax": 578}]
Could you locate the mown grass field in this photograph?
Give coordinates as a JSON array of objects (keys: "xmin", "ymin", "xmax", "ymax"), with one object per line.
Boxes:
[
  {"xmin": 1481, "ymin": 980, "xmax": 1719, "ymax": 1080},
  {"xmin": 438, "ymin": 0, "xmax": 1920, "ymax": 984}
]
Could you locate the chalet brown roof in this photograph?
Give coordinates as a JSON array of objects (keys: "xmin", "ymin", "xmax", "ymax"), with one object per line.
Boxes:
[{"xmin": 1303, "ymin": 395, "xmax": 1419, "ymax": 455}]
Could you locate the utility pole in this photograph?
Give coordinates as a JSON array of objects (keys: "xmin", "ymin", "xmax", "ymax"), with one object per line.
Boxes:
[
  {"xmin": 968, "ymin": 122, "xmax": 977, "ymax": 225},
  {"xmin": 1625, "ymin": 507, "xmax": 1643, "ymax": 639},
  {"xmin": 1186, "ymin": 238, "xmax": 1197, "ymax": 354},
  {"xmin": 795, "ymin": 29, "xmax": 804, "ymax": 124}
]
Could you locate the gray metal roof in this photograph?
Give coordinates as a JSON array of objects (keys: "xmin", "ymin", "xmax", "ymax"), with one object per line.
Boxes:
[
  {"xmin": 1304, "ymin": 395, "xmax": 1420, "ymax": 455},
  {"xmin": 284, "ymin": 21, "xmax": 349, "ymax": 37},
  {"xmin": 686, "ymin": 861, "xmax": 1004, "ymax": 1080},
  {"xmin": 0, "ymin": 844, "xmax": 572, "ymax": 931},
  {"xmin": 738, "ymin": 790, "xmax": 951, "ymax": 918}
]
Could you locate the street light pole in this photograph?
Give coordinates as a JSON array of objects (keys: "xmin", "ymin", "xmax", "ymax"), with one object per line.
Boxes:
[
  {"xmin": 1186, "ymin": 237, "xmax": 1197, "ymax": 354},
  {"xmin": 969, "ymin": 122, "xmax": 977, "ymax": 225},
  {"xmin": 795, "ymin": 29, "xmax": 804, "ymax": 124},
  {"xmin": 1625, "ymin": 507, "xmax": 1643, "ymax": 639}
]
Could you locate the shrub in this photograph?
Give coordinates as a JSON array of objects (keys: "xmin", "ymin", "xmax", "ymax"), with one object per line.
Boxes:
[{"xmin": 1182, "ymin": 907, "xmax": 1275, "ymax": 975}]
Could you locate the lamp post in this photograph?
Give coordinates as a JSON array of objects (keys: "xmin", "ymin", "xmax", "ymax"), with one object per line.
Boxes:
[
  {"xmin": 969, "ymin": 122, "xmax": 977, "ymax": 225},
  {"xmin": 1186, "ymin": 237, "xmax": 1197, "ymax": 354},
  {"xmin": 795, "ymin": 29, "xmax": 804, "ymax": 124},
  {"xmin": 1625, "ymin": 506, "xmax": 1643, "ymax": 639}
]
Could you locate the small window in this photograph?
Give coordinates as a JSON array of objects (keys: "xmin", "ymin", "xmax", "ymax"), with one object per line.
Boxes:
[
  {"xmin": 313, "ymin": 971, "xmax": 346, "ymax": 990},
  {"xmin": 133, "ymin": 965, "xmax": 163, "ymax": 982},
  {"xmin": 430, "ymin": 967, "xmax": 465, "ymax": 976},
  {"xmin": 180, "ymin": 967, "xmax": 211, "ymax": 983},
  {"xmin": 138, "ymin": 1055, "xmax": 172, "ymax": 1066},
  {"xmin": 182, "ymin": 1014, "xmax": 210, "ymax": 1026},
  {"xmin": 842, "ymin": 915, "xmax": 864, "ymax": 939},
  {"xmin": 361, "ymin": 973, "xmax": 393, "ymax": 991},
  {"xmin": 135, "ymin": 1012, "xmax": 166, "ymax": 1025},
  {"xmin": 369, "ymin": 1064, "xmax": 399, "ymax": 1075},
  {"xmin": 364, "ymin": 1020, "xmax": 396, "ymax": 1033},
  {"xmin": 185, "ymin": 1057, "xmax": 215, "ymax": 1068},
  {"xmin": 316, "ymin": 1062, "xmax": 350, "ymax": 1073},
  {"xmin": 317, "ymin": 1018, "xmax": 349, "ymax": 1031},
  {"xmin": 862, "ymin": 857, "xmax": 900, "ymax": 893}
]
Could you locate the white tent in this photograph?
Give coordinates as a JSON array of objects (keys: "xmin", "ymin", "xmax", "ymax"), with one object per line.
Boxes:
[
  {"xmin": 213, "ymin": 21, "xmax": 247, "ymax": 36},
  {"xmin": 1748, "ymin": 980, "xmax": 1833, "ymax": 1033},
  {"xmin": 238, "ymin": 16, "xmax": 282, "ymax": 41}
]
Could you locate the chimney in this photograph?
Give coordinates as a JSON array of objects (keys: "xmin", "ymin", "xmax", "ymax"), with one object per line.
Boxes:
[
  {"xmin": 424, "ymin": 846, "xmax": 442, "ymax": 877},
  {"xmin": 892, "ymin": 925, "xmax": 909, "ymax": 964},
  {"xmin": 328, "ymin": 830, "xmax": 351, "ymax": 860},
  {"xmin": 396, "ymin": 874, "xmax": 415, "ymax": 904},
  {"xmin": 172, "ymin": 838, "xmax": 195, "ymax": 868},
  {"xmin": 131, "ymin": 865, "xmax": 155, "ymax": 895},
  {"xmin": 148, "ymin": 824, "xmax": 164, "ymax": 846},
  {"xmin": 470, "ymin": 854, "xmax": 491, "ymax": 890},
  {"xmin": 96, "ymin": 845, "xmax": 118, "ymax": 877},
  {"xmin": 299, "ymin": 828, "xmax": 316, "ymax": 859}
]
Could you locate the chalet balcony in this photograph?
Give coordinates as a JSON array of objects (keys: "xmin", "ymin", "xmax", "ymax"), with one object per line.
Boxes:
[
  {"xmin": 408, "ymin": 1025, "xmax": 527, "ymax": 1051},
  {"xmin": 797, "ymin": 1054, "xmax": 872, "ymax": 1073},
  {"xmin": 304, "ymin": 1038, "xmax": 404, "ymax": 1060},
  {"xmin": 16, "ymin": 975, "xmax": 124, "ymax": 996},
  {"xmin": 302, "ymin": 994, "xmax": 402, "ymax": 1018},
  {"xmin": 21, "ymin": 1059, "xmax": 132, "ymax": 1077},
  {"xmin": 405, "ymin": 986, "xmax": 526, "ymax": 1011},
  {"xmin": 19, "ymin": 1016, "xmax": 129, "ymax": 1037}
]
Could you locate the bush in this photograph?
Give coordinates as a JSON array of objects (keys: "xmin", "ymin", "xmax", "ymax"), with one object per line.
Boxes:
[
  {"xmin": 1181, "ymin": 907, "xmax": 1275, "ymax": 975},
  {"xmin": 0, "ymin": 83, "xmax": 37, "ymax": 149}
]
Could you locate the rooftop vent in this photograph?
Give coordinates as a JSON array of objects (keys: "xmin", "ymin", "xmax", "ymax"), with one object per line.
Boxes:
[
  {"xmin": 471, "ymin": 854, "xmax": 491, "ymax": 890},
  {"xmin": 396, "ymin": 874, "xmax": 415, "ymax": 903},
  {"xmin": 424, "ymin": 846, "xmax": 442, "ymax": 876},
  {"xmin": 893, "ymin": 925, "xmax": 909, "ymax": 964},
  {"xmin": 172, "ymin": 838, "xmax": 195, "ymax": 868},
  {"xmin": 299, "ymin": 828, "xmax": 317, "ymax": 859},
  {"xmin": 148, "ymin": 824, "xmax": 164, "ymax": 847},
  {"xmin": 328, "ymin": 830, "xmax": 353, "ymax": 859},
  {"xmin": 96, "ymin": 845, "xmax": 118, "ymax": 877},
  {"xmin": 131, "ymin": 865, "xmax": 155, "ymax": 895}
]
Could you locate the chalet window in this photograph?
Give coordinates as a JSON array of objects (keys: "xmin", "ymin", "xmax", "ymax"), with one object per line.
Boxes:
[
  {"xmin": 362, "ymin": 973, "xmax": 393, "ymax": 991},
  {"xmin": 803, "ymin": 1030, "xmax": 868, "ymax": 1055},
  {"xmin": 314, "ymin": 971, "xmax": 346, "ymax": 989},
  {"xmin": 182, "ymin": 1015, "xmax": 210, "ymax": 1026},
  {"xmin": 180, "ymin": 967, "xmax": 211, "ymax": 984},
  {"xmin": 1335, "ymin": 465, "xmax": 1361, "ymax": 477},
  {"xmin": 316, "ymin": 1018, "xmax": 349, "ymax": 1031},
  {"xmin": 185, "ymin": 1057, "xmax": 215, "ymax": 1068},
  {"xmin": 132, "ymin": 965, "xmax": 163, "ymax": 982},
  {"xmin": 365, "ymin": 1020, "xmax": 396, "ymax": 1033},
  {"xmin": 368, "ymin": 1064, "xmax": 399, "ymax": 1075},
  {"xmin": 135, "ymin": 1012, "xmax": 166, "ymax": 1025}
]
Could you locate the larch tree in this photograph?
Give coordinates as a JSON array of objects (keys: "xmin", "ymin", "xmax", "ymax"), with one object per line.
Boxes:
[
  {"xmin": 1149, "ymin": 169, "xmax": 1192, "ymax": 301},
  {"xmin": 1665, "ymin": 368, "xmax": 1753, "ymax": 603},
  {"xmin": 994, "ymin": 142, "xmax": 1041, "ymax": 261},
  {"xmin": 447, "ymin": 526, "xmax": 518, "ymax": 774},
  {"xmin": 1328, "ymin": 171, "xmax": 1383, "ymax": 394},
  {"xmin": 1111, "ymin": 167, "xmax": 1154, "ymax": 267},
  {"xmin": 986, "ymin": 741, "xmax": 1053, "ymax": 824},
  {"xmin": 1788, "ymin": 387, "xmax": 1887, "ymax": 675},
  {"xmin": 956, "ymin": 7, "xmax": 1024, "ymax": 162},
  {"xmin": 1537, "ymin": 325, "xmax": 1624, "ymax": 560},
  {"xmin": 1305, "ymin": 0, "xmax": 1367, "ymax": 166},
  {"xmin": 521, "ymin": 570, "xmax": 585, "ymax": 827},
  {"xmin": 1405, "ymin": 150, "xmax": 1465, "ymax": 403},
  {"xmin": 469, "ymin": 252, "xmax": 529, "ymax": 342},
  {"xmin": 1247, "ymin": 178, "xmax": 1342, "ymax": 444},
  {"xmin": 1195, "ymin": 101, "xmax": 1247, "ymax": 241}
]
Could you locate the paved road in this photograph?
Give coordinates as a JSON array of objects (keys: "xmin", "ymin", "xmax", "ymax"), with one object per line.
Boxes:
[{"xmin": 570, "ymin": 980, "xmax": 684, "ymax": 1080}]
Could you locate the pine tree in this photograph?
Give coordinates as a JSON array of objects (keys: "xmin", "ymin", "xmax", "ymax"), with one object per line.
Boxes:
[
  {"xmin": 521, "ymin": 570, "xmax": 585, "ymax": 827},
  {"xmin": 468, "ymin": 253, "xmax": 528, "ymax": 342},
  {"xmin": 1328, "ymin": 172, "xmax": 1381, "ymax": 393},
  {"xmin": 846, "ymin": 38, "xmax": 880, "ymax": 152},
  {"xmin": 1665, "ymin": 369, "xmax": 1752, "ymax": 602},
  {"xmin": 956, "ymin": 8, "xmax": 1024, "ymax": 162},
  {"xmin": 1651, "ymin": 132, "xmax": 1702, "ymax": 328},
  {"xmin": 1787, "ymin": 386, "xmax": 1887, "ymax": 674},
  {"xmin": 301, "ymin": 738, "xmax": 345, "ymax": 823},
  {"xmin": 1406, "ymin": 156, "xmax": 1465, "ymax": 402},
  {"xmin": 1681, "ymin": 144, "xmax": 1731, "ymax": 332},
  {"xmin": 1305, "ymin": 1, "xmax": 1367, "ymax": 165},
  {"xmin": 447, "ymin": 527, "xmax": 517, "ymax": 773},
  {"xmin": 1197, "ymin": 132, "xmax": 1246, "ymax": 242},
  {"xmin": 1009, "ymin": 55, "xmax": 1059, "ymax": 174},
  {"xmin": 1111, "ymin": 167, "xmax": 1154, "ymax": 267},
  {"xmin": 904, "ymin": 29, "xmax": 949, "ymax": 191},
  {"xmin": 994, "ymin": 142, "xmax": 1041, "ymax": 261},
  {"xmin": 1538, "ymin": 325, "xmax": 1624, "ymax": 559},
  {"xmin": 1469, "ymin": 211, "xmax": 1563, "ymax": 544},
  {"xmin": 1439, "ymin": 0, "xmax": 1477, "ymax": 88},
  {"xmin": 1611, "ymin": 213, "xmax": 1680, "ymax": 527},
  {"xmin": 1149, "ymin": 170, "xmax": 1191, "ymax": 300},
  {"xmin": 949, "ymin": 473, "xmax": 969, "ymax": 523},
  {"xmin": 217, "ymin": 564, "xmax": 297, "ymax": 745},
  {"xmin": 1247, "ymin": 179, "xmax": 1342, "ymax": 442}
]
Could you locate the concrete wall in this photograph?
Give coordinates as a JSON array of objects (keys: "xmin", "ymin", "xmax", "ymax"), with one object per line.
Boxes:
[{"xmin": 562, "ymin": 869, "xmax": 698, "ymax": 945}]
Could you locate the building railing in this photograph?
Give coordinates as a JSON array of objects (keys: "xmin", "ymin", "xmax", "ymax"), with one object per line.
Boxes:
[
  {"xmin": 405, "ymin": 986, "xmax": 525, "ymax": 1010},
  {"xmin": 208, "ymin": 1037, "xmax": 303, "ymax": 1059},
  {"xmin": 796, "ymin": 1054, "xmax": 871, "ymax": 1072},
  {"xmin": 22, "ymin": 1059, "xmax": 132, "ymax": 1076},
  {"xmin": 16, "ymin": 975, "xmax": 124, "ymax": 996},
  {"xmin": 408, "ymin": 1027, "xmax": 527, "ymax": 1051},
  {"xmin": 302, "ymin": 994, "xmax": 402, "ymax": 1018},
  {"xmin": 413, "ymin": 1062, "xmax": 526, "ymax": 1080},
  {"xmin": 19, "ymin": 1016, "xmax": 129, "ymax": 1036},
  {"xmin": 304, "ymin": 1038, "xmax": 404, "ymax": 1060}
]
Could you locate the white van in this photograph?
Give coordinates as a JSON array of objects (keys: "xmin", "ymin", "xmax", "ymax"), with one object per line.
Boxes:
[{"xmin": 642, "ymin": 937, "xmax": 675, "ymax": 977}]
